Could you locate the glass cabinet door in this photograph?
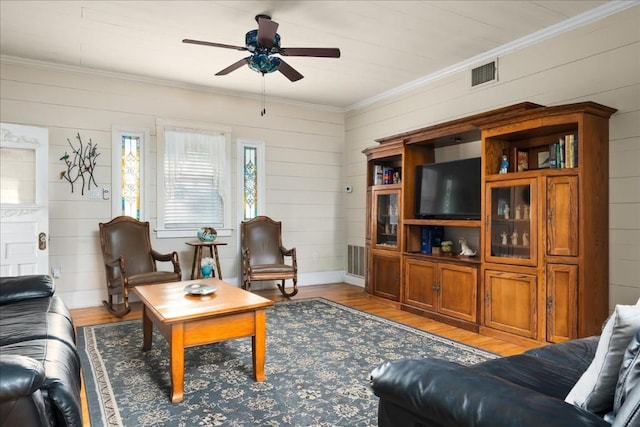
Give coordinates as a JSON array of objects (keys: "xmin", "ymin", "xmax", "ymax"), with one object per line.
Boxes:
[
  {"xmin": 373, "ymin": 189, "xmax": 400, "ymax": 250},
  {"xmin": 485, "ymin": 178, "xmax": 537, "ymax": 266}
]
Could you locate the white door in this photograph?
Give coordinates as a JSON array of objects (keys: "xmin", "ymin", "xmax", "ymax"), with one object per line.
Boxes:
[{"xmin": 0, "ymin": 123, "xmax": 49, "ymax": 276}]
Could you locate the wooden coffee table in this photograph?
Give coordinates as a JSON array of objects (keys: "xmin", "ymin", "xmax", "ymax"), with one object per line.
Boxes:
[{"xmin": 133, "ymin": 278, "xmax": 274, "ymax": 402}]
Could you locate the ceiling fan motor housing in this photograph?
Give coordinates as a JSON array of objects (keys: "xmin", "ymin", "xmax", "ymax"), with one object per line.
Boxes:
[{"xmin": 245, "ymin": 30, "xmax": 281, "ymax": 54}]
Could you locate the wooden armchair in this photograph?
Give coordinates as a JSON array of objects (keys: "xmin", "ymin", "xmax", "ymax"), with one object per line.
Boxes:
[
  {"xmin": 99, "ymin": 216, "xmax": 181, "ymax": 317},
  {"xmin": 241, "ymin": 216, "xmax": 298, "ymax": 297}
]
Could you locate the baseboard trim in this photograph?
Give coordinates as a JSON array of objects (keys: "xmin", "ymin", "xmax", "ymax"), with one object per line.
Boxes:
[{"xmin": 59, "ymin": 270, "xmax": 358, "ymax": 308}]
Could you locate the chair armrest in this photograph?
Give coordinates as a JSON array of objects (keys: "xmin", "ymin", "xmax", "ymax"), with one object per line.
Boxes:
[
  {"xmin": 370, "ymin": 358, "xmax": 609, "ymax": 427},
  {"xmin": 103, "ymin": 254, "xmax": 126, "ymax": 278},
  {"xmin": 0, "ymin": 275, "xmax": 54, "ymax": 305},
  {"xmin": 281, "ymin": 246, "xmax": 296, "ymax": 257},
  {"xmin": 150, "ymin": 249, "xmax": 181, "ymax": 274},
  {"xmin": 281, "ymin": 247, "xmax": 297, "ymax": 267},
  {"xmin": 0, "ymin": 355, "xmax": 45, "ymax": 402}
]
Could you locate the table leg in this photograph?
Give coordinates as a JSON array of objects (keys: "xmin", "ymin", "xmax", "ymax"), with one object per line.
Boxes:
[
  {"xmin": 213, "ymin": 244, "xmax": 223, "ymax": 280},
  {"xmin": 191, "ymin": 246, "xmax": 204, "ymax": 280},
  {"xmin": 252, "ymin": 309, "xmax": 267, "ymax": 382},
  {"xmin": 169, "ymin": 323, "xmax": 185, "ymax": 403},
  {"xmin": 189, "ymin": 246, "xmax": 198, "ymax": 280},
  {"xmin": 142, "ymin": 304, "xmax": 152, "ymax": 351}
]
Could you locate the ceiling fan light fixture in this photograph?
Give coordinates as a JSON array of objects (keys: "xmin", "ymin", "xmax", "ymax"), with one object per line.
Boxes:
[{"xmin": 248, "ymin": 54, "xmax": 281, "ymax": 74}]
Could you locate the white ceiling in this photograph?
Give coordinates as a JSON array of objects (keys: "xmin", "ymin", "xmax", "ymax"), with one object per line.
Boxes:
[{"xmin": 0, "ymin": 1, "xmax": 632, "ymax": 110}]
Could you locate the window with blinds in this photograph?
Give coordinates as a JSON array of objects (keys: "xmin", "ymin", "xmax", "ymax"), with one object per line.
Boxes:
[{"xmin": 159, "ymin": 125, "xmax": 228, "ymax": 233}]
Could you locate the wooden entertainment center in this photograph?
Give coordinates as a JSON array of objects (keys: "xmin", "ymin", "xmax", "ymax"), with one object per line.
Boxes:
[{"xmin": 363, "ymin": 101, "xmax": 617, "ymax": 345}]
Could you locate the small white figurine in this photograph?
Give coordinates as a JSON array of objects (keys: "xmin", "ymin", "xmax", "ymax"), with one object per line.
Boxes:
[
  {"xmin": 501, "ymin": 232, "xmax": 508, "ymax": 245},
  {"xmin": 459, "ymin": 237, "xmax": 476, "ymax": 256},
  {"xmin": 503, "ymin": 204, "xmax": 510, "ymax": 220},
  {"xmin": 522, "ymin": 232, "xmax": 529, "ymax": 247},
  {"xmin": 515, "ymin": 205, "xmax": 521, "ymax": 220},
  {"xmin": 511, "ymin": 231, "xmax": 519, "ymax": 246},
  {"xmin": 523, "ymin": 205, "xmax": 530, "ymax": 220}
]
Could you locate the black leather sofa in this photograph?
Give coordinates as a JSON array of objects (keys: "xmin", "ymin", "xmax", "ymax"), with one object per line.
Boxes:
[
  {"xmin": 371, "ymin": 336, "xmax": 622, "ymax": 427},
  {"xmin": 0, "ymin": 275, "xmax": 82, "ymax": 427}
]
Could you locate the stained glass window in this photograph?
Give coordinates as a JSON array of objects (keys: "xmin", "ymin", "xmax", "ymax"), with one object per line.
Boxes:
[
  {"xmin": 243, "ymin": 146, "xmax": 258, "ymax": 220},
  {"xmin": 120, "ymin": 135, "xmax": 141, "ymax": 220}
]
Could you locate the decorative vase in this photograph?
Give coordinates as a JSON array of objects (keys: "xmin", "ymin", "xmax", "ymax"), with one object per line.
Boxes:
[
  {"xmin": 440, "ymin": 241, "xmax": 453, "ymax": 253},
  {"xmin": 197, "ymin": 227, "xmax": 217, "ymax": 242},
  {"xmin": 201, "ymin": 264, "xmax": 213, "ymax": 278}
]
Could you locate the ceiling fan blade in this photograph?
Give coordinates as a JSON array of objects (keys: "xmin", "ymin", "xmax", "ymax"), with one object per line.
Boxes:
[
  {"xmin": 215, "ymin": 57, "xmax": 250, "ymax": 76},
  {"xmin": 183, "ymin": 39, "xmax": 247, "ymax": 51},
  {"xmin": 279, "ymin": 47, "xmax": 341, "ymax": 58},
  {"xmin": 257, "ymin": 17, "xmax": 279, "ymax": 47},
  {"xmin": 277, "ymin": 59, "xmax": 303, "ymax": 82}
]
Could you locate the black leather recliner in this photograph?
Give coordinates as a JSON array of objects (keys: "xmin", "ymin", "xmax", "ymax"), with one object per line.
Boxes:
[{"xmin": 0, "ymin": 275, "xmax": 82, "ymax": 427}]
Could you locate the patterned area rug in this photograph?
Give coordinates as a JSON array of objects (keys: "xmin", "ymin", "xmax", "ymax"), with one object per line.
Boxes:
[{"xmin": 78, "ymin": 298, "xmax": 496, "ymax": 426}]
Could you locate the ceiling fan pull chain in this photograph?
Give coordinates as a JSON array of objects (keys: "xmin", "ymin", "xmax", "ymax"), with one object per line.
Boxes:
[{"xmin": 261, "ymin": 73, "xmax": 266, "ymax": 116}]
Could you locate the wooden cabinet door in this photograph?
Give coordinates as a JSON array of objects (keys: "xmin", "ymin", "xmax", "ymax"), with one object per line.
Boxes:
[
  {"xmin": 546, "ymin": 264, "xmax": 578, "ymax": 342},
  {"xmin": 484, "ymin": 270, "xmax": 537, "ymax": 339},
  {"xmin": 547, "ymin": 176, "xmax": 578, "ymax": 257},
  {"xmin": 484, "ymin": 178, "xmax": 537, "ymax": 267},
  {"xmin": 439, "ymin": 263, "xmax": 478, "ymax": 323},
  {"xmin": 372, "ymin": 188, "xmax": 401, "ymax": 251},
  {"xmin": 371, "ymin": 252, "xmax": 401, "ymax": 301},
  {"xmin": 403, "ymin": 257, "xmax": 437, "ymax": 311}
]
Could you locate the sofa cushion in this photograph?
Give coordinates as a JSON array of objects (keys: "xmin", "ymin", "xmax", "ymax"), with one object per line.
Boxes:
[
  {"xmin": 525, "ymin": 335, "xmax": 599, "ymax": 365},
  {"xmin": 0, "ymin": 275, "xmax": 54, "ymax": 305},
  {"xmin": 0, "ymin": 296, "xmax": 76, "ymax": 349},
  {"xmin": 472, "ymin": 353, "xmax": 590, "ymax": 400},
  {"xmin": 565, "ymin": 300, "xmax": 640, "ymax": 413}
]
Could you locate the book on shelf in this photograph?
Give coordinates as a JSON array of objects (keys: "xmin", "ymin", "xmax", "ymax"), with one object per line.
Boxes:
[
  {"xmin": 549, "ymin": 143, "xmax": 557, "ymax": 168},
  {"xmin": 566, "ymin": 133, "xmax": 578, "ymax": 167},
  {"xmin": 558, "ymin": 137, "xmax": 565, "ymax": 169},
  {"xmin": 548, "ymin": 133, "xmax": 578, "ymax": 169},
  {"xmin": 383, "ymin": 166, "xmax": 393, "ymax": 184},
  {"xmin": 374, "ymin": 165, "xmax": 383, "ymax": 185}
]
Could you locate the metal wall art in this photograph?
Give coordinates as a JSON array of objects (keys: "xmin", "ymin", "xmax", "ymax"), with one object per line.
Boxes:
[{"xmin": 59, "ymin": 133, "xmax": 100, "ymax": 195}]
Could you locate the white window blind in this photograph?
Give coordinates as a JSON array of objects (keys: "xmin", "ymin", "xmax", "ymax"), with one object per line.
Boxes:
[{"xmin": 163, "ymin": 127, "xmax": 226, "ymax": 229}]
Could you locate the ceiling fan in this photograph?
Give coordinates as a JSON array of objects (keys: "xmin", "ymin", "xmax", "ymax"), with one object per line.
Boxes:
[{"xmin": 183, "ymin": 14, "xmax": 341, "ymax": 82}]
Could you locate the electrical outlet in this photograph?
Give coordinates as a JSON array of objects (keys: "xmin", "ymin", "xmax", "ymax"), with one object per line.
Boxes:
[
  {"xmin": 51, "ymin": 267, "xmax": 62, "ymax": 278},
  {"xmin": 90, "ymin": 188, "xmax": 101, "ymax": 199}
]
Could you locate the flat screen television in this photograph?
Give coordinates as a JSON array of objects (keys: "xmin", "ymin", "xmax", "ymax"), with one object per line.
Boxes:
[{"xmin": 415, "ymin": 157, "xmax": 482, "ymax": 220}]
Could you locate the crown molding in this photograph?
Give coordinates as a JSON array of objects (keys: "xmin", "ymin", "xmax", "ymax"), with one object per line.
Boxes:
[
  {"xmin": 346, "ymin": 0, "xmax": 639, "ymax": 112},
  {"xmin": 0, "ymin": 54, "xmax": 345, "ymax": 114}
]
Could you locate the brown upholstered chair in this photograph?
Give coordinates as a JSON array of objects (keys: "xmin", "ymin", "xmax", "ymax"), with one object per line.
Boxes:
[
  {"xmin": 99, "ymin": 216, "xmax": 181, "ymax": 317},
  {"xmin": 241, "ymin": 215, "xmax": 298, "ymax": 297}
]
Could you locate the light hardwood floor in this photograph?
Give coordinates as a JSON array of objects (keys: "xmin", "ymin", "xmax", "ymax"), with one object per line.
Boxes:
[{"xmin": 71, "ymin": 282, "xmax": 542, "ymax": 426}]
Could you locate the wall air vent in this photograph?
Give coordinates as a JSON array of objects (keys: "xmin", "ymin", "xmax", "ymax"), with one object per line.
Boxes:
[
  {"xmin": 471, "ymin": 60, "xmax": 497, "ymax": 87},
  {"xmin": 347, "ymin": 245, "xmax": 365, "ymax": 278}
]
